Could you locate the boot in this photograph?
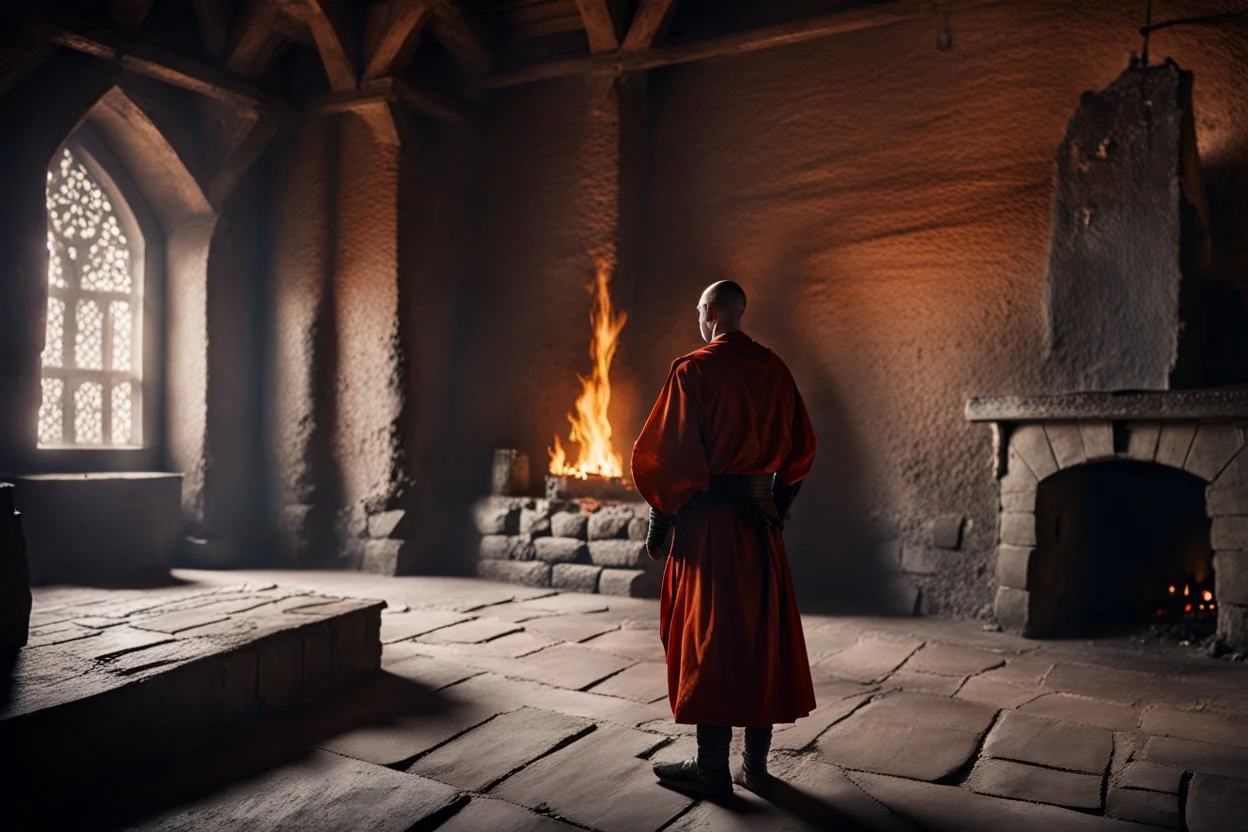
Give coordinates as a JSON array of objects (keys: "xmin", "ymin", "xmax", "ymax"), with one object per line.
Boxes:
[
  {"xmin": 734, "ymin": 726, "xmax": 773, "ymax": 793},
  {"xmin": 653, "ymin": 725, "xmax": 732, "ymax": 797}
]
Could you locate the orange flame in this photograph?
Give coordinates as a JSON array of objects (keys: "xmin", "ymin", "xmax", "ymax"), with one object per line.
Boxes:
[{"xmin": 548, "ymin": 260, "xmax": 628, "ymax": 480}]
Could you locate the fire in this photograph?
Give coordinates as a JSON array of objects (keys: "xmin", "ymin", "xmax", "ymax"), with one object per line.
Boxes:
[{"xmin": 548, "ymin": 260, "xmax": 628, "ymax": 480}]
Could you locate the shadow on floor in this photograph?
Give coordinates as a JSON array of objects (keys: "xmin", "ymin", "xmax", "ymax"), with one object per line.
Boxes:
[
  {"xmin": 5, "ymin": 669, "xmax": 458, "ymax": 831},
  {"xmin": 32, "ymin": 567, "xmax": 195, "ymax": 591}
]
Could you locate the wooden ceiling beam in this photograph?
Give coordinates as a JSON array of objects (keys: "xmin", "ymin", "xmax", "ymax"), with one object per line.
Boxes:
[
  {"xmin": 621, "ymin": 0, "xmax": 679, "ymax": 52},
  {"xmin": 189, "ymin": 0, "xmax": 231, "ymax": 60},
  {"xmin": 307, "ymin": 75, "xmax": 469, "ymax": 126},
  {"xmin": 363, "ymin": 0, "xmax": 433, "ymax": 81},
  {"xmin": 474, "ymin": 0, "xmax": 980, "ymax": 90},
  {"xmin": 426, "ymin": 0, "xmax": 492, "ymax": 74},
  {"xmin": 226, "ymin": 0, "xmax": 285, "ymax": 78},
  {"xmin": 303, "ymin": 0, "xmax": 358, "ymax": 90},
  {"xmin": 109, "ymin": 0, "xmax": 159, "ymax": 34},
  {"xmin": 25, "ymin": 10, "xmax": 290, "ymax": 112},
  {"xmin": 574, "ymin": 0, "xmax": 621, "ymax": 53}
]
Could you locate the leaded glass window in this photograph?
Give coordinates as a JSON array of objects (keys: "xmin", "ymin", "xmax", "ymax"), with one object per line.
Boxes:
[{"xmin": 39, "ymin": 146, "xmax": 143, "ymax": 448}]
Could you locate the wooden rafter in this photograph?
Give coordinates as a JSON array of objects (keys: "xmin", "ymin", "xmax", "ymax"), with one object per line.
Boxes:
[
  {"xmin": 303, "ymin": 0, "xmax": 357, "ymax": 91},
  {"xmin": 427, "ymin": 0, "xmax": 491, "ymax": 74},
  {"xmin": 574, "ymin": 0, "xmax": 621, "ymax": 53},
  {"xmin": 109, "ymin": 0, "xmax": 159, "ymax": 34},
  {"xmin": 25, "ymin": 11, "xmax": 289, "ymax": 112},
  {"xmin": 363, "ymin": 0, "xmax": 432, "ymax": 80},
  {"xmin": 621, "ymin": 0, "xmax": 679, "ymax": 52},
  {"xmin": 226, "ymin": 0, "xmax": 285, "ymax": 78},
  {"xmin": 474, "ymin": 0, "xmax": 974, "ymax": 90},
  {"xmin": 308, "ymin": 75, "xmax": 469, "ymax": 126},
  {"xmin": 190, "ymin": 0, "xmax": 230, "ymax": 59}
]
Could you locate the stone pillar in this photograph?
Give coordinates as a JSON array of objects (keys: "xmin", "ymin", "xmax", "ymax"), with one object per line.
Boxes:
[
  {"xmin": 272, "ymin": 120, "xmax": 336, "ymax": 563},
  {"xmin": 333, "ymin": 113, "xmax": 407, "ymax": 574},
  {"xmin": 1204, "ymin": 429, "xmax": 1248, "ymax": 647}
]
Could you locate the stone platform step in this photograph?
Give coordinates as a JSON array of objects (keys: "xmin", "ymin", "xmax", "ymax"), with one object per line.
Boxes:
[{"xmin": 2, "ymin": 580, "xmax": 384, "ymax": 790}]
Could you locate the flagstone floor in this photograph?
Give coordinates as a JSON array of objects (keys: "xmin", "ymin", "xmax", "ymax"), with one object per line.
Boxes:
[{"xmin": 27, "ymin": 569, "xmax": 1248, "ymax": 831}]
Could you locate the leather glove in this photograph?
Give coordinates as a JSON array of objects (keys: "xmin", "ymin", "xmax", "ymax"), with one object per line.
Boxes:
[
  {"xmin": 772, "ymin": 479, "xmax": 804, "ymax": 529},
  {"xmin": 645, "ymin": 507, "xmax": 675, "ymax": 560}
]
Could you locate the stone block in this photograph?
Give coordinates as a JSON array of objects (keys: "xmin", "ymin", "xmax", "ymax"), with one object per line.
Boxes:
[
  {"xmin": 998, "ymin": 449, "xmax": 1038, "ymax": 493},
  {"xmin": 533, "ymin": 537, "xmax": 588, "ymax": 564},
  {"xmin": 1126, "ymin": 422, "xmax": 1161, "ymax": 462},
  {"xmin": 1080, "ymin": 422, "xmax": 1114, "ymax": 460},
  {"xmin": 1217, "ymin": 602, "xmax": 1248, "ymax": 648},
  {"xmin": 966, "ymin": 758, "xmax": 1102, "ymax": 811},
  {"xmin": 930, "ymin": 515, "xmax": 964, "ymax": 550},
  {"xmin": 983, "ymin": 711, "xmax": 1112, "ymax": 774},
  {"xmin": 520, "ymin": 508, "xmax": 551, "ymax": 537},
  {"xmin": 1045, "ymin": 422, "xmax": 1087, "ymax": 469},
  {"xmin": 1207, "ymin": 487, "xmax": 1248, "ymax": 517},
  {"xmin": 1107, "ymin": 787, "xmax": 1180, "ymax": 828},
  {"xmin": 901, "ymin": 545, "xmax": 940, "ymax": 575},
  {"xmin": 1187, "ymin": 774, "xmax": 1248, "ymax": 832},
  {"xmin": 1186, "ymin": 425, "xmax": 1246, "ymax": 482},
  {"xmin": 1010, "ymin": 425, "xmax": 1058, "ymax": 481},
  {"xmin": 361, "ymin": 539, "xmax": 402, "ymax": 575},
  {"xmin": 476, "ymin": 559, "xmax": 552, "ymax": 588},
  {"xmin": 550, "ymin": 511, "xmax": 588, "ymax": 539},
  {"xmin": 473, "ymin": 500, "xmax": 521, "ymax": 536},
  {"xmin": 599, "ymin": 568, "xmax": 659, "ymax": 598},
  {"xmin": 1212, "ymin": 517, "xmax": 1248, "ymax": 550},
  {"xmin": 491, "ymin": 448, "xmax": 530, "ymax": 496},
  {"xmin": 552, "ymin": 563, "xmax": 603, "ymax": 593},
  {"xmin": 1120, "ymin": 760, "xmax": 1183, "ymax": 793},
  {"xmin": 627, "ymin": 517, "xmax": 648, "ymax": 542},
  {"xmin": 1000, "ymin": 447, "xmax": 1039, "ymax": 494},
  {"xmin": 995, "ymin": 586, "xmax": 1031, "ymax": 634},
  {"xmin": 588, "ymin": 511, "xmax": 632, "ymax": 541},
  {"xmin": 999, "ymin": 512, "xmax": 1037, "ymax": 547},
  {"xmin": 1000, "ymin": 489, "xmax": 1037, "ymax": 512},
  {"xmin": 366, "ymin": 510, "xmax": 406, "ymax": 539},
  {"xmin": 479, "ymin": 535, "xmax": 536, "ymax": 561},
  {"xmin": 1215, "ymin": 551, "xmax": 1248, "ymax": 606},
  {"xmin": 257, "ymin": 635, "xmax": 304, "ymax": 713},
  {"xmin": 997, "ymin": 545, "xmax": 1055, "ymax": 592},
  {"xmin": 1155, "ymin": 423, "xmax": 1197, "ymax": 469},
  {"xmin": 588, "ymin": 539, "xmax": 647, "ymax": 568}
]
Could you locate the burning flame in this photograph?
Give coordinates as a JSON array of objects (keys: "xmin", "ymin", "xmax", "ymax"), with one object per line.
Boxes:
[{"xmin": 548, "ymin": 260, "xmax": 628, "ymax": 480}]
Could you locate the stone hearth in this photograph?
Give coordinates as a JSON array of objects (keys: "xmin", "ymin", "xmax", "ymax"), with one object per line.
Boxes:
[
  {"xmin": 473, "ymin": 497, "xmax": 661, "ymax": 598},
  {"xmin": 967, "ymin": 389, "xmax": 1248, "ymax": 646}
]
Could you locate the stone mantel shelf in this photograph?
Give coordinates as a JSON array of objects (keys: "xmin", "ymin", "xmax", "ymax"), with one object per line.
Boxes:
[{"xmin": 965, "ymin": 388, "xmax": 1248, "ymax": 423}]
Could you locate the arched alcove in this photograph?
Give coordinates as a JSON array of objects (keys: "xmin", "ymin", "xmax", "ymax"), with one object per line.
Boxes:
[{"xmin": 1033, "ymin": 460, "xmax": 1213, "ymax": 637}]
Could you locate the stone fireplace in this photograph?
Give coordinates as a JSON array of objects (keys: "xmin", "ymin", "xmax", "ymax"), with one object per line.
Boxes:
[
  {"xmin": 969, "ymin": 59, "xmax": 1248, "ymax": 646},
  {"xmin": 968, "ymin": 392, "xmax": 1248, "ymax": 644}
]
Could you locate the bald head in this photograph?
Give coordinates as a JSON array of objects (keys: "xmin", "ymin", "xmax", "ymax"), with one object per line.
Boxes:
[{"xmin": 697, "ymin": 280, "xmax": 747, "ymax": 342}]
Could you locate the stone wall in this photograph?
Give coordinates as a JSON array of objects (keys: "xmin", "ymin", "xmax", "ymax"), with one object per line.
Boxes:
[
  {"xmin": 454, "ymin": 0, "xmax": 1248, "ymax": 618},
  {"xmin": 472, "ymin": 498, "xmax": 661, "ymax": 597}
]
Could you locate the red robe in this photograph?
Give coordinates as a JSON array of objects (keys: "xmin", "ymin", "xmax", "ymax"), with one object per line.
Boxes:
[{"xmin": 631, "ymin": 331, "xmax": 817, "ymax": 727}]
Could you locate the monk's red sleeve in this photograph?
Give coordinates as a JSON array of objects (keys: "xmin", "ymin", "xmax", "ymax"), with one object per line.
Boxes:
[
  {"xmin": 630, "ymin": 359, "xmax": 709, "ymax": 515},
  {"xmin": 778, "ymin": 385, "xmax": 818, "ymax": 486}
]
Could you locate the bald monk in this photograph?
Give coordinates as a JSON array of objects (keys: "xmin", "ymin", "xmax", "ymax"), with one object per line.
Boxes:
[{"xmin": 632, "ymin": 280, "xmax": 817, "ymax": 797}]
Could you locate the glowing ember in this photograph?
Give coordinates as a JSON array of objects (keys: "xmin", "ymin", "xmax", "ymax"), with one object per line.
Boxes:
[{"xmin": 548, "ymin": 260, "xmax": 628, "ymax": 480}]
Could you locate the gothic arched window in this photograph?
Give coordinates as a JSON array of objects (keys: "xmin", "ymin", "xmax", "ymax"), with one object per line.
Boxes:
[{"xmin": 38, "ymin": 146, "xmax": 145, "ymax": 448}]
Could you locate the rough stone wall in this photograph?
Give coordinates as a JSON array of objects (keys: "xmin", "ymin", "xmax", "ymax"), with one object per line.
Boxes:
[{"xmin": 458, "ymin": 0, "xmax": 1248, "ymax": 617}]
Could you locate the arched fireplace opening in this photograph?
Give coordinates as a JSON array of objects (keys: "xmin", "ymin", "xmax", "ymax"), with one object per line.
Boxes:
[{"xmin": 1034, "ymin": 461, "xmax": 1214, "ymax": 638}]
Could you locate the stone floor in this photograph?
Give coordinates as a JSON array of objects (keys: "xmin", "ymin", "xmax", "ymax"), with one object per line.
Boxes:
[{"xmin": 13, "ymin": 568, "xmax": 1248, "ymax": 831}]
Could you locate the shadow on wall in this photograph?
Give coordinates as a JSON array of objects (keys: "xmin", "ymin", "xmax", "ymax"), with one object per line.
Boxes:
[
  {"xmin": 1204, "ymin": 143, "xmax": 1248, "ymax": 385},
  {"xmin": 771, "ymin": 295, "xmax": 900, "ymax": 617}
]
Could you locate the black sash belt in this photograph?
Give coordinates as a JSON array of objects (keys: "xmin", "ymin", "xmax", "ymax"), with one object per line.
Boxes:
[{"xmin": 685, "ymin": 474, "xmax": 778, "ymax": 625}]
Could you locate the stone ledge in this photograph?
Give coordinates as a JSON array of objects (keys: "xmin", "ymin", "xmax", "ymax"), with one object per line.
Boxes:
[{"xmin": 967, "ymin": 389, "xmax": 1248, "ymax": 423}]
